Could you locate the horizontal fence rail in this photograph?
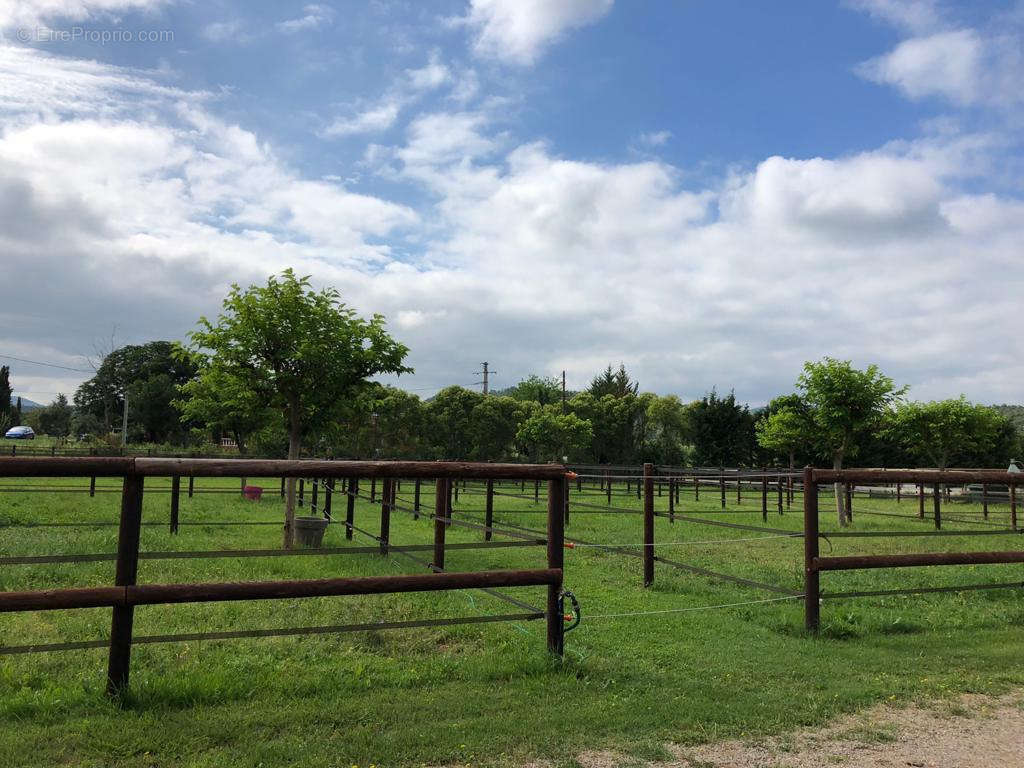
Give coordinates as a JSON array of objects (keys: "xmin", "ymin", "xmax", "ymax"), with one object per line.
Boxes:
[{"xmin": 0, "ymin": 457, "xmax": 570, "ymax": 697}]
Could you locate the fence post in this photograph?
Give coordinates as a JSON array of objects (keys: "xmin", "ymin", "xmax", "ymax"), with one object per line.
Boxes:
[
  {"xmin": 106, "ymin": 472, "xmax": 144, "ymax": 696},
  {"xmin": 606, "ymin": 475, "xmax": 612, "ymax": 505},
  {"xmin": 845, "ymin": 483, "xmax": 853, "ymax": 522},
  {"xmin": 414, "ymin": 478, "xmax": 421, "ymax": 520},
  {"xmin": 170, "ymin": 475, "xmax": 180, "ymax": 534},
  {"xmin": 777, "ymin": 473, "xmax": 784, "ymax": 515},
  {"xmin": 694, "ymin": 474, "xmax": 699, "ymax": 502},
  {"xmin": 298, "ymin": 478, "xmax": 304, "ymax": 507},
  {"xmin": 534, "ymin": 479, "xmax": 539, "ymax": 505},
  {"xmin": 736, "ymin": 472, "xmax": 741, "ymax": 505},
  {"xmin": 189, "ymin": 475, "xmax": 195, "ymax": 498},
  {"xmin": 719, "ymin": 470, "xmax": 726, "ymax": 509},
  {"xmin": 918, "ymin": 483, "xmax": 924, "ymax": 518},
  {"xmin": 803, "ymin": 466, "xmax": 819, "ymax": 633},
  {"xmin": 380, "ymin": 478, "xmax": 392, "ymax": 555},
  {"xmin": 1011, "ymin": 480, "xmax": 1017, "ymax": 532},
  {"xmin": 761, "ymin": 469, "xmax": 768, "ymax": 522},
  {"xmin": 324, "ymin": 478, "xmax": 333, "ymax": 521},
  {"xmin": 370, "ymin": 477, "xmax": 376, "ymax": 503},
  {"xmin": 546, "ymin": 473, "xmax": 566, "ymax": 656},
  {"xmin": 345, "ymin": 478, "xmax": 357, "ymax": 540},
  {"xmin": 643, "ymin": 462, "xmax": 654, "ymax": 587},
  {"xmin": 311, "ymin": 479, "xmax": 319, "ymax": 517},
  {"xmin": 89, "ymin": 476, "xmax": 96, "ymax": 498},
  {"xmin": 432, "ymin": 479, "xmax": 447, "ymax": 570},
  {"xmin": 896, "ymin": 482, "xmax": 901, "ymax": 504},
  {"xmin": 982, "ymin": 483, "xmax": 988, "ymax": 519},
  {"xmin": 668, "ymin": 477, "xmax": 675, "ymax": 522},
  {"xmin": 481, "ymin": 481, "xmax": 493, "ymax": 540},
  {"xmin": 933, "ymin": 482, "xmax": 941, "ymax": 530},
  {"xmin": 279, "ymin": 477, "xmax": 284, "ymax": 499}
]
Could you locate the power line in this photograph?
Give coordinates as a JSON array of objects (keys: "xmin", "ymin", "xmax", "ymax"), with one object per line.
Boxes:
[{"xmin": 0, "ymin": 354, "xmax": 91, "ymax": 373}]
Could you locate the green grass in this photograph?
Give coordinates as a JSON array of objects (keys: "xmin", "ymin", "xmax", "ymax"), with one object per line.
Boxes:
[{"xmin": 0, "ymin": 476, "xmax": 1022, "ymax": 767}]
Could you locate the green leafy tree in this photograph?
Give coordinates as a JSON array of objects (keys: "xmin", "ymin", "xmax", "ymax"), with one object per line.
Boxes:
[
  {"xmin": 755, "ymin": 395, "xmax": 813, "ymax": 470},
  {"xmin": 74, "ymin": 341, "xmax": 197, "ymax": 442},
  {"xmin": 569, "ymin": 391, "xmax": 650, "ymax": 464},
  {"xmin": 468, "ymin": 395, "xmax": 523, "ymax": 461},
  {"xmin": 427, "ymin": 386, "xmax": 484, "ymax": 459},
  {"xmin": 645, "ymin": 395, "xmax": 691, "ymax": 465},
  {"xmin": 183, "ymin": 269, "xmax": 411, "ymax": 547},
  {"xmin": 516, "ymin": 407, "xmax": 593, "ymax": 462},
  {"xmin": 797, "ymin": 358, "xmax": 905, "ymax": 526},
  {"xmin": 37, "ymin": 394, "xmax": 73, "ymax": 438},
  {"xmin": 502, "ymin": 375, "xmax": 563, "ymax": 406},
  {"xmin": 690, "ymin": 390, "xmax": 757, "ymax": 467},
  {"xmin": 888, "ymin": 397, "xmax": 1009, "ymax": 469},
  {"xmin": 175, "ymin": 360, "xmax": 275, "ymax": 453}
]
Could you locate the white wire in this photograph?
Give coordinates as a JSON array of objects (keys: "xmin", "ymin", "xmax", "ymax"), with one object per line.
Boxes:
[{"xmin": 584, "ymin": 594, "xmax": 804, "ymax": 619}]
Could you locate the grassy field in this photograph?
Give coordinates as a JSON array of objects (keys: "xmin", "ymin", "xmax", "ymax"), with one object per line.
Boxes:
[{"xmin": 1, "ymin": 474, "xmax": 1023, "ymax": 767}]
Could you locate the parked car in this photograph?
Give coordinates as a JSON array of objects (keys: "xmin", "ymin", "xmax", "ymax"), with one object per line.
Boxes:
[{"xmin": 4, "ymin": 426, "xmax": 35, "ymax": 439}]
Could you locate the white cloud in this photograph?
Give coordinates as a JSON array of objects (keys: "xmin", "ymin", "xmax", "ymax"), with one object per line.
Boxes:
[
  {"xmin": 853, "ymin": 5, "xmax": 1024, "ymax": 108},
  {"xmin": 276, "ymin": 3, "xmax": 334, "ymax": 34},
  {"xmin": 638, "ymin": 130, "xmax": 671, "ymax": 148},
  {"xmin": 323, "ymin": 99, "xmax": 402, "ymax": 137},
  {"xmin": 201, "ymin": 20, "xmax": 246, "ymax": 43},
  {"xmin": 0, "ymin": 0, "xmax": 168, "ymax": 28},
  {"xmin": 459, "ymin": 0, "xmax": 614, "ymax": 65},
  {"xmin": 845, "ymin": 0, "xmax": 942, "ymax": 33},
  {"xmin": 405, "ymin": 51, "xmax": 450, "ymax": 91}
]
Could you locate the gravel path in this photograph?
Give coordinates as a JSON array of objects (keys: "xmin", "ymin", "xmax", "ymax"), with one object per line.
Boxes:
[{"xmin": 573, "ymin": 690, "xmax": 1024, "ymax": 768}]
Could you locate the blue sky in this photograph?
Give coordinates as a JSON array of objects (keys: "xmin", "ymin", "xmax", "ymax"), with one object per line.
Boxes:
[{"xmin": 1, "ymin": 0, "xmax": 1023, "ymax": 406}]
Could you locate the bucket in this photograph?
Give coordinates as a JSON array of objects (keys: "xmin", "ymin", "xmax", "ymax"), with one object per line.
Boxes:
[
  {"xmin": 243, "ymin": 485, "xmax": 263, "ymax": 501},
  {"xmin": 294, "ymin": 516, "xmax": 329, "ymax": 548}
]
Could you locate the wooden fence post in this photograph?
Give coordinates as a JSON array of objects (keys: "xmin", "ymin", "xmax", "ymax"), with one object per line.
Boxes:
[
  {"xmin": 606, "ymin": 475, "xmax": 612, "ymax": 506},
  {"xmin": 668, "ymin": 477, "xmax": 675, "ymax": 523},
  {"xmin": 932, "ymin": 482, "xmax": 941, "ymax": 530},
  {"xmin": 547, "ymin": 473, "xmax": 566, "ymax": 656},
  {"xmin": 89, "ymin": 476, "xmax": 96, "ymax": 498},
  {"xmin": 736, "ymin": 472, "xmax": 741, "ymax": 505},
  {"xmin": 761, "ymin": 469, "xmax": 768, "ymax": 522},
  {"xmin": 1011, "ymin": 480, "xmax": 1017, "ymax": 532},
  {"xmin": 324, "ymin": 478, "xmax": 333, "ymax": 521},
  {"xmin": 845, "ymin": 483, "xmax": 853, "ymax": 522},
  {"xmin": 694, "ymin": 474, "xmax": 700, "ymax": 502},
  {"xmin": 803, "ymin": 467, "xmax": 819, "ymax": 633},
  {"xmin": 982, "ymin": 483, "xmax": 988, "ymax": 519},
  {"xmin": 298, "ymin": 478, "xmax": 304, "ymax": 507},
  {"xmin": 380, "ymin": 478, "xmax": 392, "ymax": 555},
  {"xmin": 485, "ymin": 478, "xmax": 494, "ymax": 541},
  {"xmin": 279, "ymin": 477, "xmax": 284, "ymax": 499},
  {"xmin": 345, "ymin": 478, "xmax": 357, "ymax": 540},
  {"xmin": 106, "ymin": 473, "xmax": 144, "ymax": 696},
  {"xmin": 413, "ymin": 478, "xmax": 421, "ymax": 520},
  {"xmin": 719, "ymin": 470, "xmax": 726, "ymax": 509},
  {"xmin": 777, "ymin": 474, "xmax": 784, "ymax": 515},
  {"xmin": 189, "ymin": 475, "xmax": 195, "ymax": 499},
  {"xmin": 534, "ymin": 479, "xmax": 539, "ymax": 505},
  {"xmin": 170, "ymin": 475, "xmax": 180, "ymax": 534},
  {"xmin": 643, "ymin": 462, "xmax": 655, "ymax": 587},
  {"xmin": 432, "ymin": 479, "xmax": 447, "ymax": 570},
  {"xmin": 918, "ymin": 483, "xmax": 924, "ymax": 518}
]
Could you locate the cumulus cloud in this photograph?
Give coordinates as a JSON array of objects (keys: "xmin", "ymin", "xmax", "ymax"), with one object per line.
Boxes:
[
  {"xmin": 459, "ymin": 0, "xmax": 614, "ymax": 65},
  {"xmin": 853, "ymin": 3, "xmax": 1024, "ymax": 108},
  {"xmin": 2, "ymin": 35, "xmax": 1023, "ymax": 407}
]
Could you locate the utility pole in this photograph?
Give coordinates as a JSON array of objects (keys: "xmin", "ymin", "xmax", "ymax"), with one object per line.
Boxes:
[
  {"xmin": 476, "ymin": 362, "xmax": 494, "ymax": 395},
  {"xmin": 561, "ymin": 370, "xmax": 567, "ymax": 414}
]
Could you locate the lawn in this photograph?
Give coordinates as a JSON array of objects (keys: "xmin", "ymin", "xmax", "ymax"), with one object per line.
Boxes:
[{"xmin": 0, "ymin": 472, "xmax": 1022, "ymax": 767}]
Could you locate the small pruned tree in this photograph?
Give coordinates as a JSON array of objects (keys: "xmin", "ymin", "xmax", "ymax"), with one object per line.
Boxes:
[
  {"xmin": 797, "ymin": 358, "xmax": 905, "ymax": 526},
  {"xmin": 755, "ymin": 395, "xmax": 812, "ymax": 471},
  {"xmin": 182, "ymin": 269, "xmax": 411, "ymax": 547},
  {"xmin": 515, "ymin": 407, "xmax": 593, "ymax": 463}
]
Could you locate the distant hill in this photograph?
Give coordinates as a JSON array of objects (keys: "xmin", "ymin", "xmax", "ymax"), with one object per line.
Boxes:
[{"xmin": 9, "ymin": 396, "xmax": 42, "ymax": 412}]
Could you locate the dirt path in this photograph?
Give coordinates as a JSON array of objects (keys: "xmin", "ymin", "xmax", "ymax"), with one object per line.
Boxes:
[{"xmin": 574, "ymin": 690, "xmax": 1024, "ymax": 768}]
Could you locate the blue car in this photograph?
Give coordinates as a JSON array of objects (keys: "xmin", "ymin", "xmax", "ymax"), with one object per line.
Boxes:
[{"xmin": 4, "ymin": 426, "xmax": 35, "ymax": 439}]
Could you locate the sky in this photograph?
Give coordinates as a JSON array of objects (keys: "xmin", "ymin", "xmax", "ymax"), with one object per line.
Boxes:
[{"xmin": 1, "ymin": 0, "xmax": 1023, "ymax": 408}]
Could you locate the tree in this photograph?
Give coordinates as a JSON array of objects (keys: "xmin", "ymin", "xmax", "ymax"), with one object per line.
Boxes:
[
  {"xmin": 502, "ymin": 375, "xmax": 563, "ymax": 406},
  {"xmin": 589, "ymin": 364, "xmax": 639, "ymax": 399},
  {"xmin": 888, "ymin": 398, "xmax": 1008, "ymax": 469},
  {"xmin": 183, "ymin": 270, "xmax": 411, "ymax": 547},
  {"xmin": 427, "ymin": 386, "xmax": 483, "ymax": 459},
  {"xmin": 645, "ymin": 395, "xmax": 691, "ymax": 465},
  {"xmin": 755, "ymin": 396, "xmax": 812, "ymax": 470},
  {"xmin": 468, "ymin": 395, "xmax": 523, "ymax": 461},
  {"xmin": 516, "ymin": 407, "xmax": 593, "ymax": 463},
  {"xmin": 797, "ymin": 358, "xmax": 904, "ymax": 526},
  {"xmin": 0, "ymin": 366, "xmax": 12, "ymax": 426},
  {"xmin": 37, "ymin": 394, "xmax": 73, "ymax": 438},
  {"xmin": 690, "ymin": 390, "xmax": 756, "ymax": 467},
  {"xmin": 74, "ymin": 341, "xmax": 197, "ymax": 442},
  {"xmin": 175, "ymin": 361, "xmax": 275, "ymax": 453}
]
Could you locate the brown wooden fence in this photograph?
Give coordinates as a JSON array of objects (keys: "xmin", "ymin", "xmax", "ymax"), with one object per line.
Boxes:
[{"xmin": 0, "ymin": 457, "xmax": 569, "ymax": 696}]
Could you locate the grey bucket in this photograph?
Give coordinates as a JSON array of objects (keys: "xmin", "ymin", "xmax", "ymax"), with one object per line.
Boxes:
[{"xmin": 294, "ymin": 516, "xmax": 329, "ymax": 548}]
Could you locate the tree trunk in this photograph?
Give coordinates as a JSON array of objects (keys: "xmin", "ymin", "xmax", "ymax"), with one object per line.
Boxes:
[
  {"xmin": 283, "ymin": 400, "xmax": 301, "ymax": 549},
  {"xmin": 833, "ymin": 452, "xmax": 847, "ymax": 527}
]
